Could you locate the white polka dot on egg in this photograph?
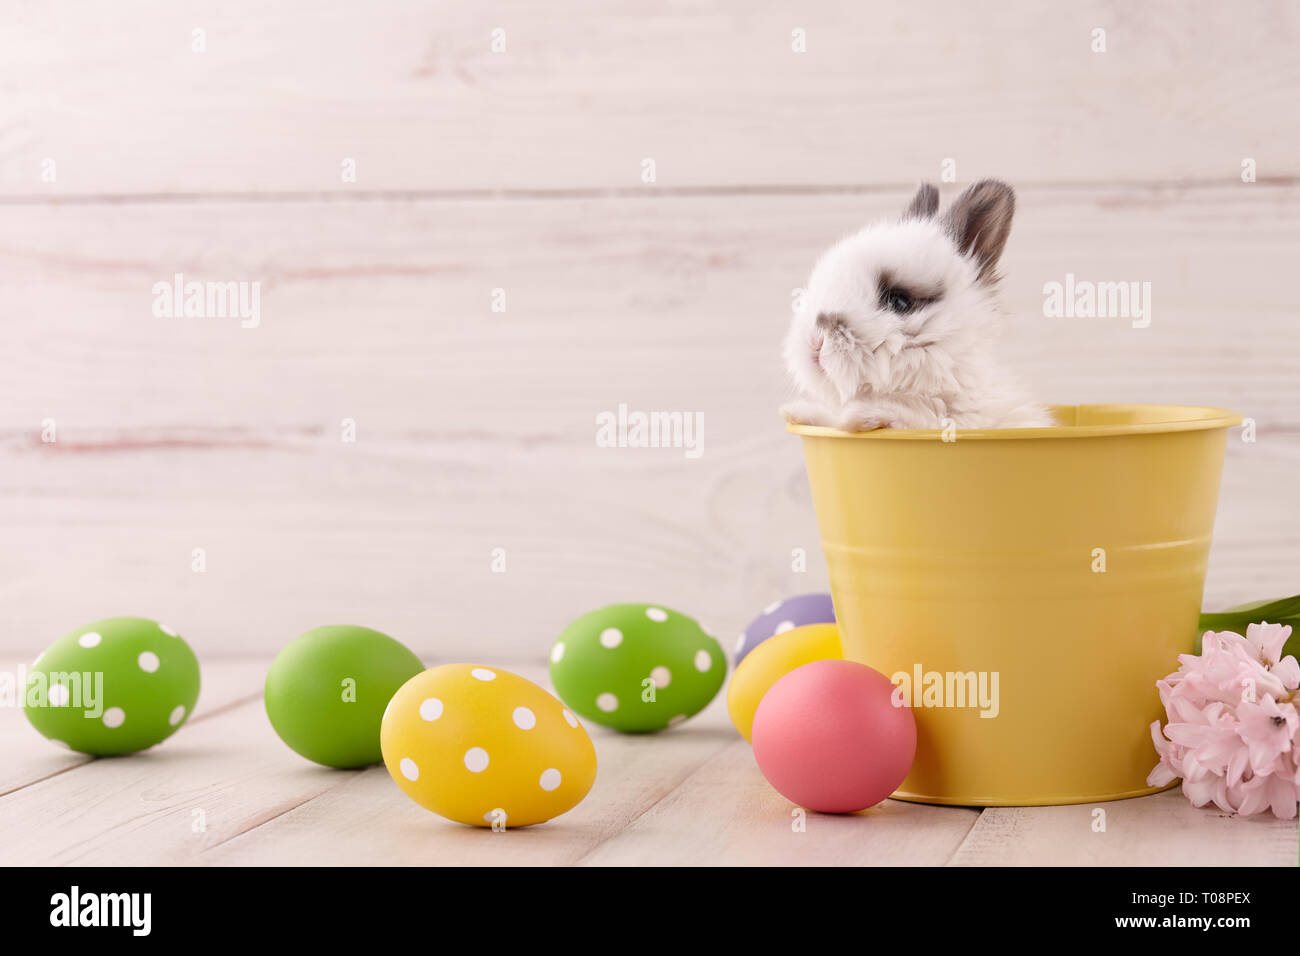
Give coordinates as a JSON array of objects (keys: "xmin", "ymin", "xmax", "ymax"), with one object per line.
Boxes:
[
  {"xmin": 137, "ymin": 651, "xmax": 160, "ymax": 673},
  {"xmin": 513, "ymin": 706, "xmax": 536, "ymax": 730},
  {"xmin": 694, "ymin": 649, "xmax": 713, "ymax": 672},
  {"xmin": 158, "ymin": 622, "xmax": 178, "ymax": 637},
  {"xmin": 539, "ymin": 768, "xmax": 562, "ymax": 791},
  {"xmin": 78, "ymin": 632, "xmax": 102, "ymax": 648},
  {"xmin": 735, "ymin": 634, "xmax": 746, "ymax": 653},
  {"xmin": 596, "ymin": 692, "xmax": 618, "ymax": 713},
  {"xmin": 650, "ymin": 666, "xmax": 672, "ymax": 688},
  {"xmin": 562, "ymin": 709, "xmax": 579, "ymax": 728},
  {"xmin": 471, "ymin": 668, "xmax": 496, "ymax": 682},
  {"xmin": 168, "ymin": 705, "xmax": 186, "ymax": 726},
  {"xmin": 48, "ymin": 684, "xmax": 70, "ymax": 707},
  {"xmin": 599, "ymin": 627, "xmax": 623, "ymax": 648},
  {"xmin": 763, "ymin": 600, "xmax": 782, "ymax": 615},
  {"xmin": 102, "ymin": 707, "xmax": 125, "ymax": 729},
  {"xmin": 773, "ymin": 620, "xmax": 796, "ymax": 636},
  {"xmin": 419, "ymin": 697, "xmax": 443, "ymax": 721},
  {"xmin": 400, "ymin": 757, "xmax": 420, "ymax": 781},
  {"xmin": 551, "ymin": 642, "xmax": 565, "ymax": 662},
  {"xmin": 645, "ymin": 607, "xmax": 668, "ymax": 622},
  {"xmin": 464, "ymin": 747, "xmax": 490, "ymax": 772}
]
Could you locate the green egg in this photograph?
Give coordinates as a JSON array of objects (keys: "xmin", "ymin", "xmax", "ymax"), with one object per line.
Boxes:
[
  {"xmin": 549, "ymin": 604, "xmax": 726, "ymax": 733},
  {"xmin": 24, "ymin": 617, "xmax": 201, "ymax": 756},
  {"xmin": 264, "ymin": 625, "xmax": 424, "ymax": 769}
]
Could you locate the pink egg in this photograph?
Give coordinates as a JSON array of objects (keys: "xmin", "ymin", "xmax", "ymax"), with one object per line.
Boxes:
[{"xmin": 751, "ymin": 659, "xmax": 916, "ymax": 813}]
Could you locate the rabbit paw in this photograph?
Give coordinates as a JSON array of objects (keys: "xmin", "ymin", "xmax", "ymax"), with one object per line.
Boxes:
[
  {"xmin": 781, "ymin": 401, "xmax": 837, "ymax": 427},
  {"xmin": 837, "ymin": 408, "xmax": 890, "ymax": 432},
  {"xmin": 839, "ymin": 416, "xmax": 887, "ymax": 432}
]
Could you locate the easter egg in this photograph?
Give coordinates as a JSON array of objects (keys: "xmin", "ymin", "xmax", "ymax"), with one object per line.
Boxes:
[
  {"xmin": 735, "ymin": 592, "xmax": 835, "ymax": 664},
  {"xmin": 265, "ymin": 625, "xmax": 424, "ymax": 768},
  {"xmin": 549, "ymin": 603, "xmax": 726, "ymax": 733},
  {"xmin": 24, "ymin": 617, "xmax": 201, "ymax": 756},
  {"xmin": 727, "ymin": 622, "xmax": 841, "ymax": 741},
  {"xmin": 751, "ymin": 659, "xmax": 916, "ymax": 813},
  {"xmin": 381, "ymin": 664, "xmax": 597, "ymax": 828}
]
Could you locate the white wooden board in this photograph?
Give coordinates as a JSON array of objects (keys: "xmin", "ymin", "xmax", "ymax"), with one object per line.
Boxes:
[
  {"xmin": 0, "ymin": 187, "xmax": 1296, "ymax": 658},
  {"xmin": 1, "ymin": 659, "xmax": 1290, "ymax": 866},
  {"xmin": 950, "ymin": 790, "xmax": 1298, "ymax": 867},
  {"xmin": 0, "ymin": 658, "xmax": 264, "ymax": 797},
  {"xmin": 3, "ymin": 1, "xmax": 1297, "ymax": 194}
]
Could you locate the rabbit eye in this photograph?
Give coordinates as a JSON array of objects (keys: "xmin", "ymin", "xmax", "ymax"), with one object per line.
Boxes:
[
  {"xmin": 882, "ymin": 289, "xmax": 916, "ymax": 314},
  {"xmin": 878, "ymin": 280, "xmax": 939, "ymax": 315}
]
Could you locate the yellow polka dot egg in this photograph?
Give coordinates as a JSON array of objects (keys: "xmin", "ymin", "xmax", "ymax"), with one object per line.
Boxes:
[{"xmin": 381, "ymin": 664, "xmax": 597, "ymax": 828}]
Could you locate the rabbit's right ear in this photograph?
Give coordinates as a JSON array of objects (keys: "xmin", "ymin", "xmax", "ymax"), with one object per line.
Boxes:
[
  {"xmin": 903, "ymin": 183, "xmax": 939, "ymax": 220},
  {"xmin": 943, "ymin": 179, "xmax": 1015, "ymax": 283}
]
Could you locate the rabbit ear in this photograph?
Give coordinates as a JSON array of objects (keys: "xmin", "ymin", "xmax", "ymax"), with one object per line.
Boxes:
[
  {"xmin": 943, "ymin": 179, "xmax": 1015, "ymax": 282},
  {"xmin": 903, "ymin": 183, "xmax": 939, "ymax": 220}
]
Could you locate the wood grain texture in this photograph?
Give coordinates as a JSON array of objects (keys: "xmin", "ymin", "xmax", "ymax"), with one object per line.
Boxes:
[
  {"xmin": 3, "ymin": 1, "xmax": 1297, "ymax": 194},
  {"xmin": 0, "ymin": 658, "xmax": 263, "ymax": 798},
  {"xmin": 208, "ymin": 667, "xmax": 742, "ymax": 865},
  {"xmin": 1, "ymin": 660, "xmax": 1290, "ymax": 865},
  {"xmin": 0, "ymin": 661, "xmax": 356, "ymax": 865},
  {"xmin": 575, "ymin": 738, "xmax": 980, "ymax": 866},
  {"xmin": 3, "ymin": 187, "xmax": 1298, "ymax": 433},
  {"xmin": 3, "ymin": 435, "xmax": 1293, "ymax": 662},
  {"xmin": 0, "ymin": 186, "xmax": 1296, "ymax": 658},
  {"xmin": 949, "ymin": 790, "xmax": 1298, "ymax": 866}
]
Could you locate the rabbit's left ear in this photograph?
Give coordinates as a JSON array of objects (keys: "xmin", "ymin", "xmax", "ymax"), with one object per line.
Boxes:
[
  {"xmin": 903, "ymin": 183, "xmax": 939, "ymax": 220},
  {"xmin": 944, "ymin": 179, "xmax": 1015, "ymax": 283}
]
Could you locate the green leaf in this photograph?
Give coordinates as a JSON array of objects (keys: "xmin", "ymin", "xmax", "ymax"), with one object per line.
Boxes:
[
  {"xmin": 1196, "ymin": 593, "xmax": 1300, "ymax": 660},
  {"xmin": 1199, "ymin": 594, "xmax": 1300, "ymax": 627}
]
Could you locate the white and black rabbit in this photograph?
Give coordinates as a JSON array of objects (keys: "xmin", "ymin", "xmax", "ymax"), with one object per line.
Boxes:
[{"xmin": 781, "ymin": 179, "xmax": 1052, "ymax": 431}]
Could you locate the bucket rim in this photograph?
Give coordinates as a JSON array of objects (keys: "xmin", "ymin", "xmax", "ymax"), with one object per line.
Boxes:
[{"xmin": 785, "ymin": 403, "xmax": 1243, "ymax": 440}]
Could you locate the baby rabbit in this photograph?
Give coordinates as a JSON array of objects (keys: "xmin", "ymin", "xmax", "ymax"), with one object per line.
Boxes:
[{"xmin": 781, "ymin": 180, "xmax": 1052, "ymax": 431}]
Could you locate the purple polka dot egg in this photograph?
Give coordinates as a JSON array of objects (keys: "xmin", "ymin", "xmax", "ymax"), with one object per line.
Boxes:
[{"xmin": 735, "ymin": 593, "xmax": 836, "ymax": 664}]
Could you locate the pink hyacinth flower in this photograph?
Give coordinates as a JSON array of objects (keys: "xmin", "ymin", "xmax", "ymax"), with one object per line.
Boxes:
[{"xmin": 1147, "ymin": 622, "xmax": 1299, "ymax": 819}]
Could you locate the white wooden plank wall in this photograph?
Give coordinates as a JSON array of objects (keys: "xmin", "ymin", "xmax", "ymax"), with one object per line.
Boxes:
[{"xmin": 0, "ymin": 1, "xmax": 1296, "ymax": 662}]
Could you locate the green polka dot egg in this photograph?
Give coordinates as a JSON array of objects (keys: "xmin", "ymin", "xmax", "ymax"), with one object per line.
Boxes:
[
  {"xmin": 549, "ymin": 603, "xmax": 726, "ymax": 733},
  {"xmin": 24, "ymin": 617, "xmax": 201, "ymax": 755}
]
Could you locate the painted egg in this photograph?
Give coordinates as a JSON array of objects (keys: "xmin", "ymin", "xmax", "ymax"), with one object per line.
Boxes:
[
  {"xmin": 751, "ymin": 659, "xmax": 916, "ymax": 813},
  {"xmin": 24, "ymin": 617, "xmax": 201, "ymax": 756},
  {"xmin": 735, "ymin": 593, "xmax": 835, "ymax": 664},
  {"xmin": 265, "ymin": 625, "xmax": 424, "ymax": 769},
  {"xmin": 381, "ymin": 664, "xmax": 597, "ymax": 828},
  {"xmin": 727, "ymin": 622, "xmax": 841, "ymax": 741},
  {"xmin": 549, "ymin": 603, "xmax": 726, "ymax": 733}
]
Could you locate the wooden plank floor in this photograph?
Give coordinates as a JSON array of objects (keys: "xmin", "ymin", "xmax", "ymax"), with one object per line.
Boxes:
[{"xmin": 2, "ymin": 659, "xmax": 1293, "ymax": 866}]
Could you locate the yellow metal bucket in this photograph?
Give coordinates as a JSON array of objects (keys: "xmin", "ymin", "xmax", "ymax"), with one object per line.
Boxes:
[{"xmin": 789, "ymin": 404, "xmax": 1241, "ymax": 806}]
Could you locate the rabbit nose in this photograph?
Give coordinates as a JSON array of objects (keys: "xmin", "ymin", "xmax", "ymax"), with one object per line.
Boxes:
[{"xmin": 815, "ymin": 311, "xmax": 845, "ymax": 332}]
